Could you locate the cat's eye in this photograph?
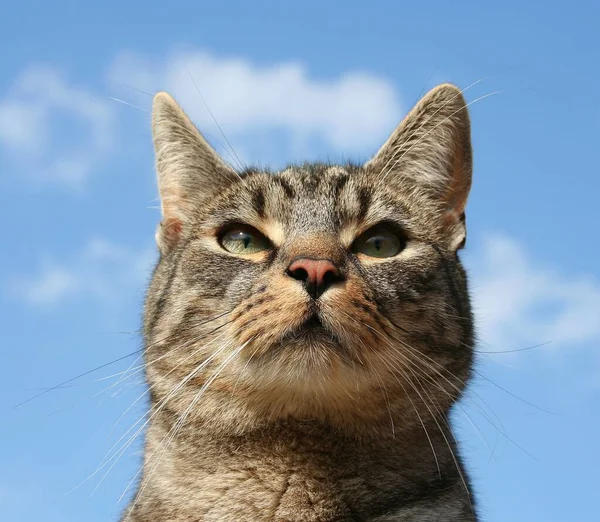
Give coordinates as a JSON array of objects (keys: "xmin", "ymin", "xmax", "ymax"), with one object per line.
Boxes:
[
  {"xmin": 352, "ymin": 226, "xmax": 405, "ymax": 258},
  {"xmin": 219, "ymin": 225, "xmax": 272, "ymax": 255}
]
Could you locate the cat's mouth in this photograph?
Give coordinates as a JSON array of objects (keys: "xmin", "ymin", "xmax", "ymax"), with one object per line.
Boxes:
[
  {"xmin": 283, "ymin": 311, "xmax": 340, "ymax": 345},
  {"xmin": 304, "ymin": 314, "xmax": 325, "ymax": 330}
]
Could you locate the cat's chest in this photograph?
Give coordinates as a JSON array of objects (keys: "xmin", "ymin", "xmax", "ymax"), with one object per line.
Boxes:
[
  {"xmin": 149, "ymin": 444, "xmax": 363, "ymax": 521},
  {"xmin": 132, "ymin": 423, "xmax": 472, "ymax": 522},
  {"xmin": 135, "ymin": 461, "xmax": 470, "ymax": 522},
  {"xmin": 137, "ymin": 430, "xmax": 381, "ymax": 521},
  {"xmin": 174, "ymin": 469, "xmax": 357, "ymax": 521}
]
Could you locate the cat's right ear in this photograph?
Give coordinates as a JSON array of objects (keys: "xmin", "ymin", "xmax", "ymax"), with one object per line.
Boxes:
[
  {"xmin": 364, "ymin": 84, "xmax": 472, "ymax": 251},
  {"xmin": 152, "ymin": 92, "xmax": 239, "ymax": 253}
]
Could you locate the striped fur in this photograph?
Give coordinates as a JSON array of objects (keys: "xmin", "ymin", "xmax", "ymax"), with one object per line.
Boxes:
[{"xmin": 123, "ymin": 84, "xmax": 478, "ymax": 521}]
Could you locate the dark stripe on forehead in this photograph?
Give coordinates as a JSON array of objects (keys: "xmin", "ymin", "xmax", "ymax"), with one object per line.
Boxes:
[
  {"xmin": 357, "ymin": 187, "xmax": 372, "ymax": 221},
  {"xmin": 334, "ymin": 173, "xmax": 349, "ymax": 198},
  {"xmin": 301, "ymin": 171, "xmax": 320, "ymax": 194},
  {"xmin": 252, "ymin": 187, "xmax": 266, "ymax": 218},
  {"xmin": 332, "ymin": 173, "xmax": 351, "ymax": 225},
  {"xmin": 274, "ymin": 177, "xmax": 295, "ymax": 199}
]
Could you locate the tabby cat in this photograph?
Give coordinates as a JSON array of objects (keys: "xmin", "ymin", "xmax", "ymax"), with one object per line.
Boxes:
[{"xmin": 123, "ymin": 83, "xmax": 477, "ymax": 521}]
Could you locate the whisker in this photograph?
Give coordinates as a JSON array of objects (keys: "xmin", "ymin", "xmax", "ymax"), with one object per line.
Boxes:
[
  {"xmin": 186, "ymin": 67, "xmax": 244, "ymax": 173},
  {"xmin": 103, "ymin": 318, "xmax": 235, "ymax": 438},
  {"xmin": 335, "ymin": 310, "xmax": 442, "ymax": 474},
  {"xmin": 12, "ymin": 349, "xmax": 144, "ymax": 409},
  {"xmin": 120, "ymin": 339, "xmax": 252, "ymax": 518},
  {"xmin": 109, "ymin": 97, "xmax": 149, "ymax": 112},
  {"xmin": 387, "ymin": 316, "xmax": 550, "ymax": 417},
  {"xmin": 155, "ymin": 116, "xmax": 241, "ymax": 175},
  {"xmin": 67, "ymin": 316, "xmax": 234, "ymax": 496},
  {"xmin": 231, "ymin": 342, "xmax": 263, "ymax": 396},
  {"xmin": 101, "ymin": 320, "xmax": 233, "ymax": 447},
  {"xmin": 14, "ymin": 310, "xmax": 232, "ymax": 409},
  {"xmin": 340, "ymin": 308, "xmax": 508, "ymax": 462},
  {"xmin": 375, "ymin": 76, "xmax": 491, "ymax": 179},
  {"xmin": 117, "ymin": 83, "xmax": 153, "ymax": 97},
  {"xmin": 94, "ymin": 315, "xmax": 233, "ymax": 399},
  {"xmin": 378, "ymin": 317, "xmax": 539, "ymax": 460},
  {"xmin": 75, "ymin": 338, "xmax": 231, "ymax": 497},
  {"xmin": 475, "ymin": 341, "xmax": 552, "ymax": 354},
  {"xmin": 474, "ymin": 370, "xmax": 555, "ymax": 415},
  {"xmin": 380, "ymin": 91, "xmax": 504, "ymax": 182},
  {"xmin": 374, "ymin": 351, "xmax": 442, "ymax": 477},
  {"xmin": 360, "ymin": 321, "xmax": 473, "ymax": 511},
  {"xmin": 371, "ymin": 362, "xmax": 396, "ymax": 438}
]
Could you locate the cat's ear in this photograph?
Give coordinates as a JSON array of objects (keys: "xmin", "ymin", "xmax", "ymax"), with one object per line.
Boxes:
[
  {"xmin": 152, "ymin": 92, "xmax": 239, "ymax": 253},
  {"xmin": 365, "ymin": 83, "xmax": 472, "ymax": 251}
]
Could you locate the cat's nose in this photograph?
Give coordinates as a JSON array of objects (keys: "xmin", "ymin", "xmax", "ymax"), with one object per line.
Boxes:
[{"xmin": 286, "ymin": 257, "xmax": 343, "ymax": 299}]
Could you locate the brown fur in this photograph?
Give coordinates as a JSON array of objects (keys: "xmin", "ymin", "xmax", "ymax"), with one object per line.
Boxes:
[{"xmin": 123, "ymin": 84, "xmax": 478, "ymax": 521}]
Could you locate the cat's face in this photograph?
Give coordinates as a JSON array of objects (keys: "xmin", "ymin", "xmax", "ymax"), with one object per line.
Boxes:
[{"xmin": 144, "ymin": 84, "xmax": 475, "ymax": 434}]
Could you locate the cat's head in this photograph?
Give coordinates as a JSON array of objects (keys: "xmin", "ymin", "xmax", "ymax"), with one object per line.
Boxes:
[{"xmin": 144, "ymin": 84, "xmax": 475, "ymax": 435}]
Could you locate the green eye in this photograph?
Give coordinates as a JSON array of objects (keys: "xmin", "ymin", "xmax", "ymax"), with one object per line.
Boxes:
[
  {"xmin": 353, "ymin": 226, "xmax": 404, "ymax": 258},
  {"xmin": 219, "ymin": 225, "xmax": 271, "ymax": 254}
]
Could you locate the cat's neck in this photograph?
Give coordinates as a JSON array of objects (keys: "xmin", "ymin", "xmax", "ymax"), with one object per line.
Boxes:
[{"xmin": 127, "ymin": 414, "xmax": 475, "ymax": 521}]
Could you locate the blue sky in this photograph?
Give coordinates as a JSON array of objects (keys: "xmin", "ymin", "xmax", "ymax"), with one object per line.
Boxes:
[{"xmin": 1, "ymin": 1, "xmax": 599, "ymax": 520}]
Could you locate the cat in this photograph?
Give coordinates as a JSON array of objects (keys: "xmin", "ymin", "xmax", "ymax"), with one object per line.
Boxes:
[{"xmin": 122, "ymin": 83, "xmax": 477, "ymax": 521}]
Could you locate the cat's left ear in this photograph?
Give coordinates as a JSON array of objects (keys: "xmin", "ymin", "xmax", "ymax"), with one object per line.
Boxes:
[
  {"xmin": 152, "ymin": 92, "xmax": 239, "ymax": 253},
  {"xmin": 365, "ymin": 84, "xmax": 472, "ymax": 251}
]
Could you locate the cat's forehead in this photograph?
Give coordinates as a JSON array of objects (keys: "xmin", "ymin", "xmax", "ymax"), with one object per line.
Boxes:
[
  {"xmin": 233, "ymin": 163, "xmax": 407, "ymax": 232},
  {"xmin": 244, "ymin": 163, "xmax": 356, "ymax": 197}
]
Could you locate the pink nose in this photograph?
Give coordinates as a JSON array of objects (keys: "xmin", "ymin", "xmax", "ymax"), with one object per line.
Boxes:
[{"xmin": 287, "ymin": 258, "xmax": 343, "ymax": 299}]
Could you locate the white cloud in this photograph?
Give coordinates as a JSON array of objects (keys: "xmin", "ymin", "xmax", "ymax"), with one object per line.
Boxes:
[
  {"xmin": 107, "ymin": 48, "xmax": 401, "ymax": 159},
  {"xmin": 0, "ymin": 54, "xmax": 400, "ymax": 186},
  {"xmin": 468, "ymin": 234, "xmax": 600, "ymax": 353},
  {"xmin": 11, "ymin": 239, "xmax": 155, "ymax": 307},
  {"xmin": 18, "ymin": 264, "xmax": 79, "ymax": 305},
  {"xmin": 0, "ymin": 65, "xmax": 115, "ymax": 188}
]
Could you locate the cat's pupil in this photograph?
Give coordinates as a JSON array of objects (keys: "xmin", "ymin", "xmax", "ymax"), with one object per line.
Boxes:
[{"xmin": 230, "ymin": 231, "xmax": 251, "ymax": 248}]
